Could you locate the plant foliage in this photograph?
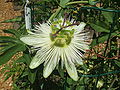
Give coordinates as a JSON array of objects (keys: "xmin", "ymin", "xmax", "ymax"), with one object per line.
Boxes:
[{"xmin": 0, "ymin": 0, "xmax": 120, "ymax": 90}]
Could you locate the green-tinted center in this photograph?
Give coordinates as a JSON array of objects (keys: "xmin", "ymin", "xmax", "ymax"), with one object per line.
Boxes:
[
  {"xmin": 50, "ymin": 19, "xmax": 75, "ymax": 47},
  {"xmin": 50, "ymin": 31, "xmax": 73, "ymax": 47}
]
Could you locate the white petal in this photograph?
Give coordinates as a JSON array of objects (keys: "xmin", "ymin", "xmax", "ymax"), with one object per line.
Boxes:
[
  {"xmin": 20, "ymin": 35, "xmax": 50, "ymax": 47},
  {"xmin": 73, "ymin": 42, "xmax": 89, "ymax": 52},
  {"xmin": 20, "ymin": 35, "xmax": 42, "ymax": 45},
  {"xmin": 63, "ymin": 49, "xmax": 78, "ymax": 81},
  {"xmin": 29, "ymin": 53, "xmax": 44, "ymax": 69},
  {"xmin": 65, "ymin": 60, "xmax": 78, "ymax": 81},
  {"xmin": 43, "ymin": 47, "xmax": 60, "ymax": 78},
  {"xmin": 60, "ymin": 48, "xmax": 65, "ymax": 69},
  {"xmin": 74, "ymin": 22, "xmax": 86, "ymax": 34},
  {"xmin": 29, "ymin": 45, "xmax": 54, "ymax": 69},
  {"xmin": 67, "ymin": 45, "xmax": 83, "ymax": 65},
  {"xmin": 34, "ymin": 23, "xmax": 51, "ymax": 34},
  {"xmin": 72, "ymin": 35, "xmax": 89, "ymax": 52}
]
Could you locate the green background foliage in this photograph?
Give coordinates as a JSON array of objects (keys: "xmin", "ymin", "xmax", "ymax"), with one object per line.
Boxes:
[{"xmin": 0, "ymin": 0, "xmax": 120, "ymax": 90}]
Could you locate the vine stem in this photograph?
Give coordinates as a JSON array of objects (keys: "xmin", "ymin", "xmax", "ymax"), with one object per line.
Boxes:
[
  {"xmin": 49, "ymin": 1, "xmax": 89, "ymax": 21},
  {"xmin": 49, "ymin": 7, "xmax": 62, "ymax": 21},
  {"xmin": 66, "ymin": 1, "xmax": 89, "ymax": 5}
]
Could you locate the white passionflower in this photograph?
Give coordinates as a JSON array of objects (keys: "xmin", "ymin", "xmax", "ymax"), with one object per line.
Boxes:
[{"xmin": 20, "ymin": 18, "xmax": 90, "ymax": 81}]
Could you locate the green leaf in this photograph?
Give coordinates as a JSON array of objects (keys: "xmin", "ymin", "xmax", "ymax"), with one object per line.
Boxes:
[
  {"xmin": 115, "ymin": 60, "xmax": 120, "ymax": 67},
  {"xmin": 4, "ymin": 72, "xmax": 12, "ymax": 81},
  {"xmin": 90, "ymin": 39, "xmax": 97, "ymax": 47},
  {"xmin": 60, "ymin": 0, "xmax": 70, "ymax": 8},
  {"xmin": 66, "ymin": 87, "xmax": 71, "ymax": 90},
  {"xmin": 3, "ymin": 29, "xmax": 21, "ymax": 37},
  {"xmin": 1, "ymin": 17, "xmax": 22, "ymax": 23},
  {"xmin": 14, "ymin": 56, "xmax": 26, "ymax": 64},
  {"xmin": 58, "ymin": 67, "xmax": 64, "ymax": 79},
  {"xmin": 102, "ymin": 10, "xmax": 113, "ymax": 23},
  {"xmin": 91, "ymin": 34, "xmax": 109, "ymax": 45},
  {"xmin": 98, "ymin": 34, "xmax": 109, "ymax": 43},
  {"xmin": 0, "ymin": 36, "xmax": 21, "ymax": 43},
  {"xmin": 23, "ymin": 54, "xmax": 31, "ymax": 65},
  {"xmin": 0, "ymin": 44, "xmax": 26, "ymax": 65},
  {"xmin": 13, "ymin": 83, "xmax": 20, "ymax": 90},
  {"xmin": 81, "ymin": 64, "xmax": 88, "ymax": 71},
  {"xmin": 91, "ymin": 32, "xmax": 117, "ymax": 46},
  {"xmin": 28, "ymin": 69, "xmax": 37, "ymax": 84},
  {"xmin": 18, "ymin": 24, "xmax": 26, "ymax": 31},
  {"xmin": 90, "ymin": 23, "xmax": 109, "ymax": 33},
  {"xmin": 89, "ymin": 0, "xmax": 97, "ymax": 5},
  {"xmin": 20, "ymin": 71, "xmax": 28, "ymax": 78},
  {"xmin": 18, "ymin": 24, "xmax": 27, "ymax": 35},
  {"xmin": 0, "ymin": 43, "xmax": 16, "ymax": 53},
  {"xmin": 76, "ymin": 85, "xmax": 85, "ymax": 90},
  {"xmin": 98, "ymin": 32, "xmax": 117, "ymax": 43},
  {"xmin": 67, "ymin": 77, "xmax": 75, "ymax": 85}
]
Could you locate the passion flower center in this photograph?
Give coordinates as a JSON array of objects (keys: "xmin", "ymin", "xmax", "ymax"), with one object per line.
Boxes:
[{"xmin": 50, "ymin": 32, "xmax": 72, "ymax": 47}]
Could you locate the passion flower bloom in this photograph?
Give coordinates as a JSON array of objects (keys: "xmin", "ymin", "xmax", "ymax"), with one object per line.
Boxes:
[{"xmin": 20, "ymin": 18, "xmax": 90, "ymax": 81}]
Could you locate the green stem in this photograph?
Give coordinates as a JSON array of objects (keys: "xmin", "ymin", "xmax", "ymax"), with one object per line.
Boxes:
[
  {"xmin": 49, "ymin": 1, "xmax": 89, "ymax": 21},
  {"xmin": 66, "ymin": 1, "xmax": 89, "ymax": 5},
  {"xmin": 49, "ymin": 7, "xmax": 62, "ymax": 21}
]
